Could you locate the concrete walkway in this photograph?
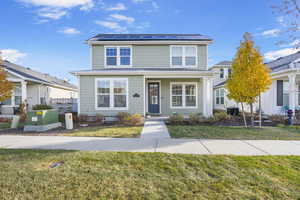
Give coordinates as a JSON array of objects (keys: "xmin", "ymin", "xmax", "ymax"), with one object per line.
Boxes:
[
  {"xmin": 0, "ymin": 135, "xmax": 300, "ymax": 155},
  {"xmin": 141, "ymin": 120, "xmax": 170, "ymax": 139}
]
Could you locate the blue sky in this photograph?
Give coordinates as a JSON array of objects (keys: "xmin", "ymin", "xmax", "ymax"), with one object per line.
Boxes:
[{"xmin": 0, "ymin": 0, "xmax": 298, "ymax": 84}]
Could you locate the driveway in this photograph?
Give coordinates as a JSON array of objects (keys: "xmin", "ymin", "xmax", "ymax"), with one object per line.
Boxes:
[{"xmin": 0, "ymin": 135, "xmax": 300, "ymax": 155}]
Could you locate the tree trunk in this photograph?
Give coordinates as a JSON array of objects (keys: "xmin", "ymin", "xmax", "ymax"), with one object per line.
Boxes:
[
  {"xmin": 241, "ymin": 102, "xmax": 247, "ymax": 128},
  {"xmin": 250, "ymin": 103, "xmax": 254, "ymax": 127},
  {"xmin": 259, "ymin": 93, "xmax": 262, "ymax": 128}
]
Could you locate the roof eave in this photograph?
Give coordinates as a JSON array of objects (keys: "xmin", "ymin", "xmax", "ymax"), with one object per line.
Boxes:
[
  {"xmin": 86, "ymin": 40, "xmax": 213, "ymax": 45},
  {"xmin": 71, "ymin": 70, "xmax": 214, "ymax": 77}
]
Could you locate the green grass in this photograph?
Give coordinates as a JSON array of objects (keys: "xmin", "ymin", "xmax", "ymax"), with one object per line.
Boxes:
[
  {"xmin": 168, "ymin": 125, "xmax": 300, "ymax": 140},
  {"xmin": 0, "ymin": 122, "xmax": 10, "ymax": 129},
  {"xmin": 63, "ymin": 125, "xmax": 143, "ymax": 138},
  {"xmin": 0, "ymin": 149, "xmax": 299, "ymax": 199}
]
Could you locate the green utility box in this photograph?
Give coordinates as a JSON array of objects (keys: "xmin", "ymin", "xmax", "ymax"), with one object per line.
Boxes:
[{"xmin": 24, "ymin": 109, "xmax": 61, "ymax": 132}]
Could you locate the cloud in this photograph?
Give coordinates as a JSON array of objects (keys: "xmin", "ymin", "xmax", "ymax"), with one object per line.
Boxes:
[
  {"xmin": 289, "ymin": 39, "xmax": 300, "ymax": 46},
  {"xmin": 109, "ymin": 14, "xmax": 135, "ymax": 24},
  {"xmin": 59, "ymin": 27, "xmax": 80, "ymax": 35},
  {"xmin": 264, "ymin": 48, "xmax": 299, "ymax": 60},
  {"xmin": 18, "ymin": 0, "xmax": 94, "ymax": 9},
  {"xmin": 0, "ymin": 49, "xmax": 27, "ymax": 63},
  {"xmin": 261, "ymin": 28, "xmax": 281, "ymax": 37},
  {"xmin": 95, "ymin": 20, "xmax": 127, "ymax": 33},
  {"xmin": 37, "ymin": 7, "xmax": 67, "ymax": 19},
  {"xmin": 104, "ymin": 3, "xmax": 126, "ymax": 11},
  {"xmin": 18, "ymin": 0, "xmax": 94, "ymax": 21}
]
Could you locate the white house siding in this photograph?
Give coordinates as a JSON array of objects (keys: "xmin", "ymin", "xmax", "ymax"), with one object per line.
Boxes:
[{"xmin": 48, "ymin": 87, "xmax": 77, "ymax": 99}]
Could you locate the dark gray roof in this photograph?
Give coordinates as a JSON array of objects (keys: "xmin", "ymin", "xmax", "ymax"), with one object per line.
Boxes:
[
  {"xmin": 88, "ymin": 34, "xmax": 212, "ymax": 42},
  {"xmin": 214, "ymin": 61, "xmax": 232, "ymax": 66},
  {"xmin": 266, "ymin": 51, "xmax": 300, "ymax": 72},
  {"xmin": 1, "ymin": 60, "xmax": 77, "ymax": 90},
  {"xmin": 214, "ymin": 80, "xmax": 227, "ymax": 88}
]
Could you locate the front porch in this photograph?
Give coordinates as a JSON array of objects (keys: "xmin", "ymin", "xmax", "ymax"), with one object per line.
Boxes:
[
  {"xmin": 266, "ymin": 73, "xmax": 300, "ymax": 118},
  {"xmin": 0, "ymin": 79, "xmax": 27, "ymax": 115},
  {"xmin": 144, "ymin": 77, "xmax": 213, "ymax": 117}
]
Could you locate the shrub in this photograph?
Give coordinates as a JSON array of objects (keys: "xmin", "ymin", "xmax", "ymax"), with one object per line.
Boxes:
[
  {"xmin": 17, "ymin": 103, "xmax": 27, "ymax": 122},
  {"xmin": 123, "ymin": 113, "xmax": 144, "ymax": 126},
  {"xmin": 168, "ymin": 113, "xmax": 184, "ymax": 125},
  {"xmin": 95, "ymin": 114, "xmax": 104, "ymax": 123},
  {"xmin": 78, "ymin": 114, "xmax": 88, "ymax": 123},
  {"xmin": 117, "ymin": 112, "xmax": 131, "ymax": 124},
  {"xmin": 213, "ymin": 112, "xmax": 232, "ymax": 122},
  {"xmin": 269, "ymin": 114, "xmax": 286, "ymax": 124},
  {"xmin": 188, "ymin": 113, "xmax": 202, "ymax": 125},
  {"xmin": 32, "ymin": 104, "xmax": 52, "ymax": 110}
]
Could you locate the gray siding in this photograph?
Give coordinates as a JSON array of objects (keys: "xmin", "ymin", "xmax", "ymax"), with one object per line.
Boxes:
[
  {"xmin": 147, "ymin": 78, "xmax": 203, "ymax": 115},
  {"xmin": 91, "ymin": 45, "xmax": 207, "ymax": 70},
  {"xmin": 80, "ymin": 75, "xmax": 144, "ymax": 116}
]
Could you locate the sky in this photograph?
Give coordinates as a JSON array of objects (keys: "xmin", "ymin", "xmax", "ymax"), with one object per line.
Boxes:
[{"xmin": 0, "ymin": 0, "xmax": 299, "ymax": 84}]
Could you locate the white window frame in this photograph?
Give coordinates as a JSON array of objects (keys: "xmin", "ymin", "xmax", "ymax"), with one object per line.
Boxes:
[
  {"xmin": 1, "ymin": 85, "xmax": 21, "ymax": 107},
  {"xmin": 215, "ymin": 88, "xmax": 225, "ymax": 105},
  {"xmin": 104, "ymin": 46, "xmax": 132, "ymax": 67},
  {"xmin": 95, "ymin": 78, "xmax": 129, "ymax": 110},
  {"xmin": 170, "ymin": 45, "xmax": 198, "ymax": 67},
  {"xmin": 170, "ymin": 82, "xmax": 198, "ymax": 109}
]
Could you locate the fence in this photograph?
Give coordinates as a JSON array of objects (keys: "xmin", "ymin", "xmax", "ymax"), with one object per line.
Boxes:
[{"xmin": 50, "ymin": 98, "xmax": 78, "ymax": 114}]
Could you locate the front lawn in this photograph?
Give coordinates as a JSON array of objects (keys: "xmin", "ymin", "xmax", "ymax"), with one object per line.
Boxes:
[
  {"xmin": 62, "ymin": 125, "xmax": 143, "ymax": 138},
  {"xmin": 168, "ymin": 125, "xmax": 300, "ymax": 140},
  {"xmin": 0, "ymin": 122, "xmax": 10, "ymax": 130},
  {"xmin": 0, "ymin": 149, "xmax": 299, "ymax": 199}
]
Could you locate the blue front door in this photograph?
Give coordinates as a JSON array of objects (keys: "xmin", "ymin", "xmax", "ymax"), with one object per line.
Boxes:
[{"xmin": 148, "ymin": 82, "xmax": 160, "ymax": 114}]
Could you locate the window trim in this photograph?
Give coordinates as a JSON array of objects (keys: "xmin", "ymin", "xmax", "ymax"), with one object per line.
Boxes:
[
  {"xmin": 104, "ymin": 46, "xmax": 132, "ymax": 67},
  {"xmin": 215, "ymin": 88, "xmax": 225, "ymax": 105},
  {"xmin": 170, "ymin": 45, "xmax": 198, "ymax": 68},
  {"xmin": 95, "ymin": 78, "xmax": 129, "ymax": 110},
  {"xmin": 1, "ymin": 85, "xmax": 22, "ymax": 107},
  {"xmin": 170, "ymin": 82, "xmax": 198, "ymax": 109}
]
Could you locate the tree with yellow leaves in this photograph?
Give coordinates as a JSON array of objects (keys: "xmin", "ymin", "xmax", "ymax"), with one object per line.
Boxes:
[
  {"xmin": 226, "ymin": 33, "xmax": 272, "ymax": 127},
  {"xmin": 0, "ymin": 58, "xmax": 13, "ymax": 106}
]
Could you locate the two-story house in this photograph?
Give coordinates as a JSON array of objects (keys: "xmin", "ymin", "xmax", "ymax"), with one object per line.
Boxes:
[
  {"xmin": 72, "ymin": 34, "xmax": 214, "ymax": 117},
  {"xmin": 211, "ymin": 61, "xmax": 254, "ymax": 112}
]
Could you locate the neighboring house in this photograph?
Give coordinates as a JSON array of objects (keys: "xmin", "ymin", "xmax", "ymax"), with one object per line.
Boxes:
[
  {"xmin": 211, "ymin": 61, "xmax": 236, "ymax": 110},
  {"xmin": 72, "ymin": 34, "xmax": 215, "ymax": 117},
  {"xmin": 0, "ymin": 60, "xmax": 78, "ymax": 115},
  {"xmin": 211, "ymin": 61, "xmax": 255, "ymax": 112},
  {"xmin": 261, "ymin": 51, "xmax": 300, "ymax": 115}
]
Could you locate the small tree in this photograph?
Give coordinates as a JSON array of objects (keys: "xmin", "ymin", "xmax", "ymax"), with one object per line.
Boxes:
[
  {"xmin": 0, "ymin": 67, "xmax": 13, "ymax": 105},
  {"xmin": 226, "ymin": 33, "xmax": 272, "ymax": 127}
]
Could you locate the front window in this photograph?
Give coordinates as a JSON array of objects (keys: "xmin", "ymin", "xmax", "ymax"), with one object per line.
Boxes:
[
  {"xmin": 96, "ymin": 78, "xmax": 128, "ymax": 109},
  {"xmin": 283, "ymin": 80, "xmax": 289, "ymax": 107},
  {"xmin": 105, "ymin": 46, "xmax": 131, "ymax": 67},
  {"xmin": 171, "ymin": 83, "xmax": 197, "ymax": 108},
  {"xmin": 0, "ymin": 85, "xmax": 22, "ymax": 106},
  {"xmin": 215, "ymin": 88, "xmax": 225, "ymax": 105},
  {"xmin": 171, "ymin": 46, "xmax": 197, "ymax": 67}
]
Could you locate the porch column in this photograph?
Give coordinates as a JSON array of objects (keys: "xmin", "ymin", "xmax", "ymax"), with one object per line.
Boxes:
[
  {"xmin": 202, "ymin": 77, "xmax": 213, "ymax": 117},
  {"xmin": 21, "ymin": 80, "xmax": 27, "ymax": 103},
  {"xmin": 288, "ymin": 74, "xmax": 296, "ymax": 114}
]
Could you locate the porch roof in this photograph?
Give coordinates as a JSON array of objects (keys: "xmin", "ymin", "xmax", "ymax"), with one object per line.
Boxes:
[{"xmin": 71, "ymin": 68, "xmax": 214, "ymax": 77}]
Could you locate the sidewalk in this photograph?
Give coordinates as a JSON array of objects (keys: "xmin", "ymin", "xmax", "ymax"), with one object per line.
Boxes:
[
  {"xmin": 0, "ymin": 135, "xmax": 300, "ymax": 155},
  {"xmin": 141, "ymin": 120, "xmax": 171, "ymax": 139}
]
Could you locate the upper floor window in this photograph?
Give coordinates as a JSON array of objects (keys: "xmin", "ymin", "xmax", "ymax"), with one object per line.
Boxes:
[
  {"xmin": 228, "ymin": 69, "xmax": 232, "ymax": 78},
  {"xmin": 105, "ymin": 46, "xmax": 131, "ymax": 67},
  {"xmin": 220, "ymin": 68, "xmax": 224, "ymax": 78},
  {"xmin": 170, "ymin": 46, "xmax": 197, "ymax": 67}
]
